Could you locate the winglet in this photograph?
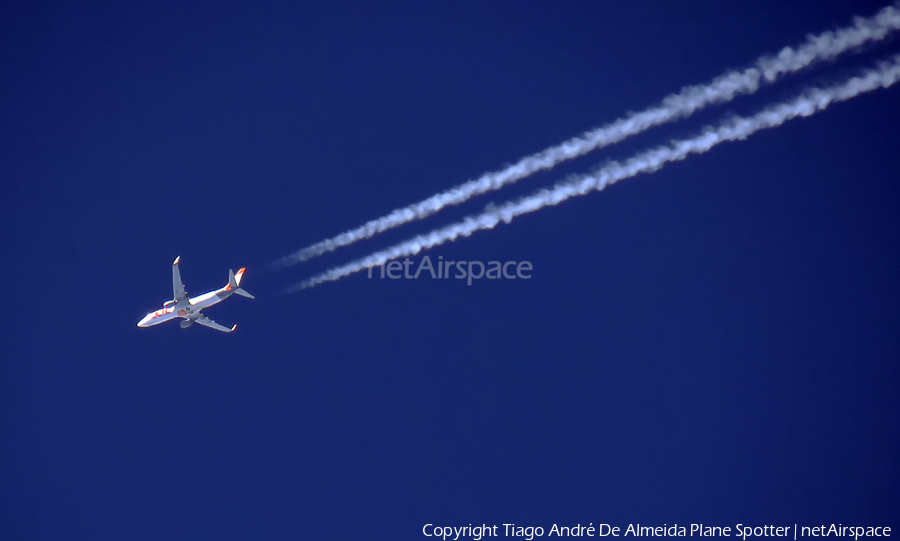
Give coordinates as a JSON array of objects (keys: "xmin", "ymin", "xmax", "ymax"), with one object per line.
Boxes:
[
  {"xmin": 174, "ymin": 255, "xmax": 181, "ymax": 265},
  {"xmin": 231, "ymin": 324, "xmax": 237, "ymax": 332}
]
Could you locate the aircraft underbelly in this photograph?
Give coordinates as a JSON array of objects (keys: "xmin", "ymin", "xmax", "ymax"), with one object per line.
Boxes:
[
  {"xmin": 188, "ymin": 293, "xmax": 221, "ymax": 311},
  {"xmin": 140, "ymin": 310, "xmax": 177, "ymax": 326},
  {"xmin": 156, "ymin": 312, "xmax": 177, "ymax": 324}
]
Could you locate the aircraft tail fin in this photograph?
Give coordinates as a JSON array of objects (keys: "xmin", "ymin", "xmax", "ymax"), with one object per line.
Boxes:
[{"xmin": 227, "ymin": 268, "xmax": 256, "ymax": 299}]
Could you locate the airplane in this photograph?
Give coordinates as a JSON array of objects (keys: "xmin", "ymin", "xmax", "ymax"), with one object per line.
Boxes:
[{"xmin": 137, "ymin": 256, "xmax": 254, "ymax": 333}]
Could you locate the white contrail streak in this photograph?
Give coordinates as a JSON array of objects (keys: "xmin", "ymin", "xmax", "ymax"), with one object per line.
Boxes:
[
  {"xmin": 274, "ymin": 3, "xmax": 900, "ymax": 268},
  {"xmin": 289, "ymin": 54, "xmax": 900, "ymax": 291}
]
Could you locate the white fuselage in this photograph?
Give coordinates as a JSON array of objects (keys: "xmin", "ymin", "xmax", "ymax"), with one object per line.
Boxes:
[{"xmin": 137, "ymin": 287, "xmax": 232, "ymax": 327}]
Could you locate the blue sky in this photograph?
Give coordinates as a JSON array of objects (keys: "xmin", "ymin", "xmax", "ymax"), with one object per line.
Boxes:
[{"xmin": 2, "ymin": 1, "xmax": 898, "ymax": 539}]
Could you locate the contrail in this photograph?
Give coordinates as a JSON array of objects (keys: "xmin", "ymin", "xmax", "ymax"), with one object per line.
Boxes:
[
  {"xmin": 289, "ymin": 54, "xmax": 900, "ymax": 291},
  {"xmin": 274, "ymin": 3, "xmax": 900, "ymax": 268}
]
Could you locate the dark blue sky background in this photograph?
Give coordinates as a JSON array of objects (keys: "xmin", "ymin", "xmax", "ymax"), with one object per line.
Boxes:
[{"xmin": 2, "ymin": 1, "xmax": 899, "ymax": 539}]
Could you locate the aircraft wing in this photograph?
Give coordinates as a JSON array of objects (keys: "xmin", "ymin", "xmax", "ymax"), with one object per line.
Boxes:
[
  {"xmin": 194, "ymin": 314, "xmax": 237, "ymax": 333},
  {"xmin": 172, "ymin": 256, "xmax": 188, "ymax": 302}
]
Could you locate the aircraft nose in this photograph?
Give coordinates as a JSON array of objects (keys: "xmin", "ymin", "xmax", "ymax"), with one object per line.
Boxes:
[{"xmin": 137, "ymin": 314, "xmax": 151, "ymax": 327}]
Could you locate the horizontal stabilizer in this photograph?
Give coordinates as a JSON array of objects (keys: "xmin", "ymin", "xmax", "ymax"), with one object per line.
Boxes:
[
  {"xmin": 228, "ymin": 268, "xmax": 255, "ymax": 299},
  {"xmin": 234, "ymin": 288, "xmax": 255, "ymax": 299}
]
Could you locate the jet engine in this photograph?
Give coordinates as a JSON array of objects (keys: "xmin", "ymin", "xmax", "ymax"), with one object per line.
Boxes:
[
  {"xmin": 180, "ymin": 320, "xmax": 193, "ymax": 329},
  {"xmin": 164, "ymin": 300, "xmax": 176, "ymax": 308}
]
